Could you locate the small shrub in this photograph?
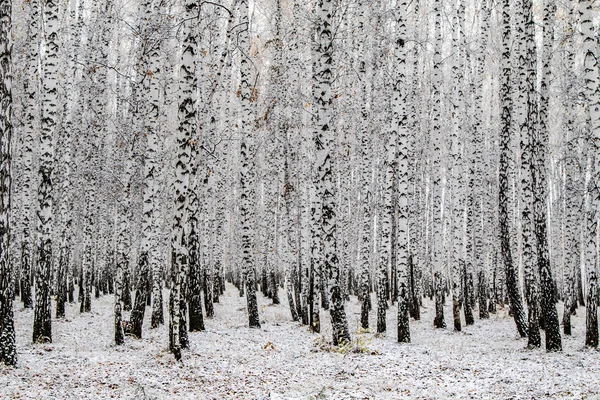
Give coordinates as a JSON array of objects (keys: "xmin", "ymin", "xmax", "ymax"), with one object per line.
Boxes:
[{"xmin": 312, "ymin": 328, "xmax": 379, "ymax": 355}]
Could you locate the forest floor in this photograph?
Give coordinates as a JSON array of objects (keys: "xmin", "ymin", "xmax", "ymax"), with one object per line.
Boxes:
[{"xmin": 1, "ymin": 285, "xmax": 599, "ymax": 399}]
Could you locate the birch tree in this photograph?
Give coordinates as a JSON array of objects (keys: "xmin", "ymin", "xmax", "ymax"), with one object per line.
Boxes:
[
  {"xmin": 313, "ymin": 0, "xmax": 350, "ymax": 345},
  {"xmin": 0, "ymin": 0, "xmax": 16, "ymax": 365},
  {"xmin": 33, "ymin": 0, "xmax": 59, "ymax": 344},
  {"xmin": 500, "ymin": 0, "xmax": 528, "ymax": 338},
  {"xmin": 581, "ymin": 0, "xmax": 600, "ymax": 349},
  {"xmin": 170, "ymin": 0, "xmax": 199, "ymax": 360},
  {"xmin": 237, "ymin": 0, "xmax": 260, "ymax": 329},
  {"xmin": 131, "ymin": 0, "xmax": 164, "ymax": 340},
  {"xmin": 394, "ymin": 0, "xmax": 410, "ymax": 343},
  {"xmin": 519, "ymin": 0, "xmax": 541, "ymax": 348},
  {"xmin": 431, "ymin": 0, "xmax": 445, "ymax": 330},
  {"xmin": 536, "ymin": 0, "xmax": 562, "ymax": 352},
  {"xmin": 562, "ymin": 0, "xmax": 581, "ymax": 336},
  {"xmin": 20, "ymin": 0, "xmax": 38, "ymax": 310},
  {"xmin": 356, "ymin": 2, "xmax": 373, "ymax": 331}
]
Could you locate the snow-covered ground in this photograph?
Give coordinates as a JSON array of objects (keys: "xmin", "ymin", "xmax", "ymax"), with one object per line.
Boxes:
[{"xmin": 1, "ymin": 285, "xmax": 599, "ymax": 399}]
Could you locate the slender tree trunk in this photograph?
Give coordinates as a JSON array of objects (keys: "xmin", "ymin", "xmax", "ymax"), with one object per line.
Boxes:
[
  {"xmin": 188, "ymin": 182, "xmax": 204, "ymax": 330},
  {"xmin": 357, "ymin": 4, "xmax": 373, "ymax": 329},
  {"xmin": 450, "ymin": 1, "xmax": 465, "ymax": 332},
  {"xmin": 581, "ymin": 0, "xmax": 600, "ymax": 348},
  {"xmin": 431, "ymin": 0, "xmax": 445, "ymax": 330},
  {"xmin": 187, "ymin": 97, "xmax": 204, "ymax": 330},
  {"xmin": 238, "ymin": 0, "xmax": 260, "ymax": 329},
  {"xmin": 499, "ymin": 0, "xmax": 528, "ymax": 338},
  {"xmin": 0, "ymin": 0, "xmax": 16, "ymax": 364},
  {"xmin": 33, "ymin": 0, "xmax": 60, "ymax": 344},
  {"xmin": 169, "ymin": 0, "xmax": 199, "ymax": 360},
  {"xmin": 563, "ymin": 14, "xmax": 580, "ymax": 332},
  {"xmin": 20, "ymin": 0, "xmax": 38, "ymax": 310},
  {"xmin": 283, "ymin": 133, "xmax": 299, "ymax": 322},
  {"xmin": 114, "ymin": 140, "xmax": 134, "ymax": 345},
  {"xmin": 536, "ymin": 0, "xmax": 562, "ymax": 352},
  {"xmin": 519, "ymin": 0, "xmax": 541, "ymax": 348},
  {"xmin": 149, "ymin": 10, "xmax": 165, "ymax": 330},
  {"xmin": 394, "ymin": 0, "xmax": 410, "ymax": 343},
  {"xmin": 473, "ymin": 0, "xmax": 491, "ymax": 322},
  {"xmin": 313, "ymin": 0, "xmax": 350, "ymax": 345}
]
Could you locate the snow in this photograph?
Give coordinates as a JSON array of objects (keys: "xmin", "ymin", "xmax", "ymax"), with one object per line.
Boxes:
[{"xmin": 1, "ymin": 286, "xmax": 599, "ymax": 399}]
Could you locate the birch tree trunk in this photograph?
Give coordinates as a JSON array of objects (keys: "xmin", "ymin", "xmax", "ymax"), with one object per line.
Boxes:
[
  {"xmin": 131, "ymin": 0, "xmax": 157, "ymax": 339},
  {"xmin": 20, "ymin": 0, "xmax": 39, "ymax": 310},
  {"xmin": 187, "ymin": 142, "xmax": 204, "ymax": 331},
  {"xmin": 283, "ymin": 133, "xmax": 299, "ymax": 322},
  {"xmin": 520, "ymin": 0, "xmax": 541, "ymax": 348},
  {"xmin": 55, "ymin": 0, "xmax": 79, "ymax": 319},
  {"xmin": 473, "ymin": 0, "xmax": 490, "ymax": 321},
  {"xmin": 149, "ymin": 29, "xmax": 164, "ymax": 328},
  {"xmin": 33, "ymin": 0, "xmax": 59, "ymax": 344},
  {"xmin": 431, "ymin": 0, "xmax": 445, "ymax": 330},
  {"xmin": 114, "ymin": 144, "xmax": 134, "ymax": 346},
  {"xmin": 356, "ymin": 3, "xmax": 372, "ymax": 331},
  {"xmin": 581, "ymin": 0, "xmax": 600, "ymax": 349},
  {"xmin": 314, "ymin": 0, "xmax": 350, "ymax": 345},
  {"xmin": 394, "ymin": 0, "xmax": 410, "ymax": 343},
  {"xmin": 170, "ymin": 0, "xmax": 199, "ymax": 360},
  {"xmin": 562, "ymin": 1, "xmax": 580, "ymax": 335},
  {"xmin": 0, "ymin": 0, "xmax": 16, "ymax": 365},
  {"xmin": 536, "ymin": 0, "xmax": 562, "ymax": 352},
  {"xmin": 238, "ymin": 0, "xmax": 260, "ymax": 329},
  {"xmin": 500, "ymin": 0, "xmax": 528, "ymax": 338},
  {"xmin": 450, "ymin": 3, "xmax": 464, "ymax": 332}
]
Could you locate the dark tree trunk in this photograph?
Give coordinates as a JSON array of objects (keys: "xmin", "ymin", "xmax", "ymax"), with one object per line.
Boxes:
[
  {"xmin": 93, "ymin": 269, "xmax": 100, "ymax": 299},
  {"xmin": 309, "ymin": 260, "xmax": 319, "ymax": 333},
  {"xmin": 151, "ymin": 283, "xmax": 164, "ymax": 328},
  {"xmin": 585, "ymin": 271, "xmax": 598, "ymax": 348},
  {"xmin": 409, "ymin": 254, "xmax": 420, "ymax": 320},
  {"xmin": 463, "ymin": 264, "xmax": 474, "ymax": 326},
  {"xmin": 301, "ymin": 264, "xmax": 309, "ymax": 326},
  {"xmin": 82, "ymin": 262, "xmax": 92, "ymax": 313},
  {"xmin": 468, "ymin": 272, "xmax": 476, "ymax": 312},
  {"xmin": 130, "ymin": 253, "xmax": 150, "ymax": 339},
  {"xmin": 489, "ymin": 258, "xmax": 497, "ymax": 314},
  {"xmin": 452, "ymin": 295, "xmax": 462, "ymax": 332},
  {"xmin": 146, "ymin": 280, "xmax": 151, "ymax": 306},
  {"xmin": 55, "ymin": 241, "xmax": 68, "ymax": 319},
  {"xmin": 238, "ymin": 274, "xmax": 245, "ymax": 297},
  {"xmin": 203, "ymin": 267, "xmax": 214, "ymax": 318},
  {"xmin": 270, "ymin": 269, "xmax": 279, "ymax": 305},
  {"xmin": 212, "ymin": 261, "xmax": 222, "ymax": 303},
  {"xmin": 433, "ymin": 272, "xmax": 446, "ymax": 329},
  {"xmin": 179, "ymin": 299, "xmax": 189, "ymax": 349},
  {"xmin": 188, "ymin": 244, "xmax": 204, "ymax": 331},
  {"xmin": 21, "ymin": 244, "xmax": 33, "ymax": 309},
  {"xmin": 122, "ymin": 268, "xmax": 132, "ymax": 311},
  {"xmin": 261, "ymin": 267, "xmax": 268, "ymax": 298},
  {"xmin": 33, "ymin": 240, "xmax": 53, "ymax": 344},
  {"xmin": 360, "ymin": 287, "xmax": 369, "ymax": 330},
  {"xmin": 107, "ymin": 267, "xmax": 114, "ymax": 295},
  {"xmin": 68, "ymin": 274, "xmax": 75, "ymax": 303},
  {"xmin": 397, "ymin": 284, "xmax": 410, "ymax": 343},
  {"xmin": 578, "ymin": 269, "xmax": 585, "ymax": 307},
  {"xmin": 478, "ymin": 271, "xmax": 489, "ymax": 319},
  {"xmin": 246, "ymin": 268, "xmax": 260, "ymax": 328},
  {"xmin": 320, "ymin": 276, "xmax": 329, "ymax": 310},
  {"xmin": 294, "ymin": 262, "xmax": 303, "ymax": 320}
]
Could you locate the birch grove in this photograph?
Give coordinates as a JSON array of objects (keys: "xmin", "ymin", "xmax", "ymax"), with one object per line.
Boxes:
[{"xmin": 0, "ymin": 0, "xmax": 599, "ymax": 382}]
